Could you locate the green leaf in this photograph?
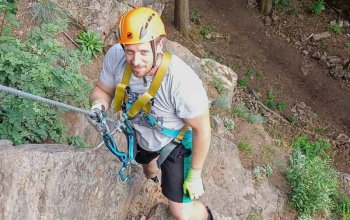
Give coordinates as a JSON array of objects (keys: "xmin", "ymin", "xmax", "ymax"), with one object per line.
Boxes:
[{"xmin": 5, "ymin": 11, "xmax": 20, "ymax": 27}]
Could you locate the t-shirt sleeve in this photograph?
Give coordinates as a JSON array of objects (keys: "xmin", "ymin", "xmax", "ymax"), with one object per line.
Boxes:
[
  {"xmin": 171, "ymin": 62, "xmax": 209, "ymax": 119},
  {"xmin": 99, "ymin": 44, "xmax": 124, "ymax": 88}
]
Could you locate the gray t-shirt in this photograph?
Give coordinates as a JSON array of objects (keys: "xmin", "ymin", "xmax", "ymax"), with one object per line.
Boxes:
[{"xmin": 100, "ymin": 44, "xmax": 208, "ymax": 151}]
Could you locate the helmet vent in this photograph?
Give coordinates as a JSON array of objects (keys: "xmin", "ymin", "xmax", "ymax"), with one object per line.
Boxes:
[{"xmin": 140, "ymin": 26, "xmax": 147, "ymax": 39}]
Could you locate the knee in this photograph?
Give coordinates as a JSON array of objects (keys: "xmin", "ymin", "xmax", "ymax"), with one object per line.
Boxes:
[
  {"xmin": 169, "ymin": 204, "xmax": 188, "ymax": 220},
  {"xmin": 169, "ymin": 201, "xmax": 207, "ymax": 220},
  {"xmin": 142, "ymin": 161, "xmax": 159, "ymax": 179}
]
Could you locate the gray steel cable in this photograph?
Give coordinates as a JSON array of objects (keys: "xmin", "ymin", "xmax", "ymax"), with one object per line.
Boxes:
[{"xmin": 0, "ymin": 84, "xmax": 118, "ymax": 124}]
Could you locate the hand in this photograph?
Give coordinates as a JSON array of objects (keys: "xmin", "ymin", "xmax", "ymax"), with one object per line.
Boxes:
[
  {"xmin": 88, "ymin": 101, "xmax": 107, "ymax": 130},
  {"xmin": 183, "ymin": 168, "xmax": 204, "ymax": 200}
]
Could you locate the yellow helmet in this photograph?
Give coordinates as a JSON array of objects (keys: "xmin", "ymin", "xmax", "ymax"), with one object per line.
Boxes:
[{"xmin": 117, "ymin": 7, "xmax": 166, "ymax": 44}]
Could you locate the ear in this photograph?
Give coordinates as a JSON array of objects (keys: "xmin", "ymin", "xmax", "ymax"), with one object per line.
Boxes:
[{"xmin": 156, "ymin": 38, "xmax": 165, "ymax": 53}]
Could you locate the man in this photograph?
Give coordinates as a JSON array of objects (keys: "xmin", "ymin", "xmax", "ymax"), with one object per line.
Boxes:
[{"xmin": 89, "ymin": 7, "xmax": 212, "ymax": 220}]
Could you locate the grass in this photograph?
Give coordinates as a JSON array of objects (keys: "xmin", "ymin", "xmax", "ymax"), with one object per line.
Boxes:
[
  {"xmin": 261, "ymin": 145, "xmax": 275, "ymax": 164},
  {"xmin": 212, "ymin": 75, "xmax": 229, "ymax": 94},
  {"xmin": 238, "ymin": 141, "xmax": 255, "ymax": 154},
  {"xmin": 204, "ymin": 52, "xmax": 223, "ymax": 63},
  {"xmin": 29, "ymin": 0, "xmax": 66, "ymax": 24},
  {"xmin": 232, "ymin": 104, "xmax": 248, "ymax": 119}
]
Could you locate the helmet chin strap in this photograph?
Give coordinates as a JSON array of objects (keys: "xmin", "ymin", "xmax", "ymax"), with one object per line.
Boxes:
[{"xmin": 150, "ymin": 39, "xmax": 157, "ymax": 68}]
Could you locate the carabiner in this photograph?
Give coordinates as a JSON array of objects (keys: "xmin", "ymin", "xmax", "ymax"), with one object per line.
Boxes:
[{"xmin": 119, "ymin": 162, "xmax": 136, "ymax": 182}]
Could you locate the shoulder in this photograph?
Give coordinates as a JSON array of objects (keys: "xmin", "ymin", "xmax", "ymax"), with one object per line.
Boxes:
[
  {"xmin": 105, "ymin": 44, "xmax": 125, "ymax": 61},
  {"xmin": 167, "ymin": 54, "xmax": 201, "ymax": 85}
]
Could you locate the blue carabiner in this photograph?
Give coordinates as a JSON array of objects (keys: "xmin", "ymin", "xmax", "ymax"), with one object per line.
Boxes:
[
  {"xmin": 118, "ymin": 162, "xmax": 136, "ymax": 182},
  {"xmin": 102, "ymin": 133, "xmax": 127, "ymax": 163}
]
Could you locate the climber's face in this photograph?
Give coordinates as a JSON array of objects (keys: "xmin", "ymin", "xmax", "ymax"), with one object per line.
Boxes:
[{"xmin": 124, "ymin": 42, "xmax": 154, "ymax": 78}]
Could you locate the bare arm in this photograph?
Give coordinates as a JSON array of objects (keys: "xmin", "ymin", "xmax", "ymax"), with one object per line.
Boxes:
[
  {"xmin": 89, "ymin": 81, "xmax": 115, "ymax": 110},
  {"xmin": 184, "ymin": 108, "xmax": 211, "ymax": 170}
]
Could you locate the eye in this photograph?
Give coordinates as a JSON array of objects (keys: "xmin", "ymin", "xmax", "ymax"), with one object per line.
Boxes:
[
  {"xmin": 125, "ymin": 50, "xmax": 134, "ymax": 56},
  {"xmin": 140, "ymin": 50, "xmax": 149, "ymax": 56}
]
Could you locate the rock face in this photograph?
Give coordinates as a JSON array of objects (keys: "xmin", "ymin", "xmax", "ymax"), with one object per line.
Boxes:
[
  {"xmin": 202, "ymin": 136, "xmax": 285, "ymax": 219},
  {"xmin": 51, "ymin": 0, "xmax": 165, "ymax": 45},
  {"xmin": 0, "ymin": 140, "xmax": 143, "ymax": 220}
]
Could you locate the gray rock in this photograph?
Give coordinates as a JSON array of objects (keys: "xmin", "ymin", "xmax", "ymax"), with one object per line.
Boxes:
[
  {"xmin": 52, "ymin": 0, "xmax": 165, "ymax": 44},
  {"xmin": 327, "ymin": 55, "xmax": 342, "ymax": 64},
  {"xmin": 0, "ymin": 141, "xmax": 143, "ymax": 220},
  {"xmin": 199, "ymin": 136, "xmax": 284, "ymax": 219},
  {"xmin": 164, "ymin": 40, "xmax": 202, "ymax": 74}
]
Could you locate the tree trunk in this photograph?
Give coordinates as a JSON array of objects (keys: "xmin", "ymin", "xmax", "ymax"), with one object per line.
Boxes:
[
  {"xmin": 174, "ymin": 0, "xmax": 190, "ymax": 35},
  {"xmin": 260, "ymin": 0, "xmax": 272, "ymax": 15}
]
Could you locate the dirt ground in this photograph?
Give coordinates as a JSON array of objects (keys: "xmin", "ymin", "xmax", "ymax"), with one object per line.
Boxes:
[{"xmin": 161, "ymin": 0, "xmax": 350, "ymax": 174}]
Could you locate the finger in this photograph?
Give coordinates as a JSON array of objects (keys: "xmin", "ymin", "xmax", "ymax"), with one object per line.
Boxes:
[
  {"xmin": 183, "ymin": 185, "xmax": 187, "ymax": 194},
  {"xmin": 187, "ymin": 190, "xmax": 194, "ymax": 200},
  {"xmin": 193, "ymin": 194, "xmax": 198, "ymax": 200}
]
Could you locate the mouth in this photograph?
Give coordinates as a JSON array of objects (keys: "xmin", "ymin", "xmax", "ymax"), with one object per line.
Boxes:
[{"xmin": 131, "ymin": 65, "xmax": 143, "ymax": 70}]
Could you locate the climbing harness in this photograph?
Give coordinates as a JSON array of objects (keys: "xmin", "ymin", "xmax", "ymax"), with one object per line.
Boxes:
[
  {"xmin": 0, "ymin": 84, "xmax": 135, "ymax": 182},
  {"xmin": 113, "ymin": 52, "xmax": 191, "ymax": 167}
]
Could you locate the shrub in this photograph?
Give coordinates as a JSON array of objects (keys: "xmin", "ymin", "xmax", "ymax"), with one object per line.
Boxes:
[
  {"xmin": 253, "ymin": 165, "xmax": 273, "ymax": 180},
  {"xmin": 285, "ymin": 149, "xmax": 339, "ymax": 215},
  {"xmin": 0, "ymin": 22, "xmax": 92, "ymax": 145},
  {"xmin": 212, "ymin": 96, "xmax": 231, "ymax": 110},
  {"xmin": 266, "ymin": 90, "xmax": 277, "ymax": 109},
  {"xmin": 67, "ymin": 135, "xmax": 88, "ymax": 148},
  {"xmin": 245, "ymin": 70, "xmax": 254, "ymax": 78},
  {"xmin": 256, "ymin": 70, "xmax": 264, "ymax": 78},
  {"xmin": 76, "ymin": 30, "xmax": 104, "ymax": 57},
  {"xmin": 286, "ymin": 150, "xmax": 338, "ymax": 215},
  {"xmin": 293, "ymin": 134, "xmax": 332, "ymax": 159},
  {"xmin": 311, "ymin": 0, "xmax": 325, "ymax": 15},
  {"xmin": 190, "ymin": 8, "xmax": 200, "ymax": 24},
  {"xmin": 223, "ymin": 117, "xmax": 235, "ymax": 130},
  {"xmin": 277, "ymin": 101, "xmax": 286, "ymax": 110},
  {"xmin": 200, "ymin": 23, "xmax": 212, "ymax": 37},
  {"xmin": 333, "ymin": 193, "xmax": 350, "ymax": 217},
  {"xmin": 247, "ymin": 113, "xmax": 265, "ymax": 124},
  {"xmin": 330, "ymin": 22, "xmax": 342, "ymax": 34},
  {"xmin": 238, "ymin": 78, "xmax": 248, "ymax": 88},
  {"xmin": 285, "ymin": 135, "xmax": 349, "ymax": 218},
  {"xmin": 0, "ymin": 0, "xmax": 20, "ymax": 37}
]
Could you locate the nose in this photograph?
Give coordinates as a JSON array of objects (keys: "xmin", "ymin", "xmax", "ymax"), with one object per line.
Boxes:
[{"xmin": 132, "ymin": 52, "xmax": 141, "ymax": 66}]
